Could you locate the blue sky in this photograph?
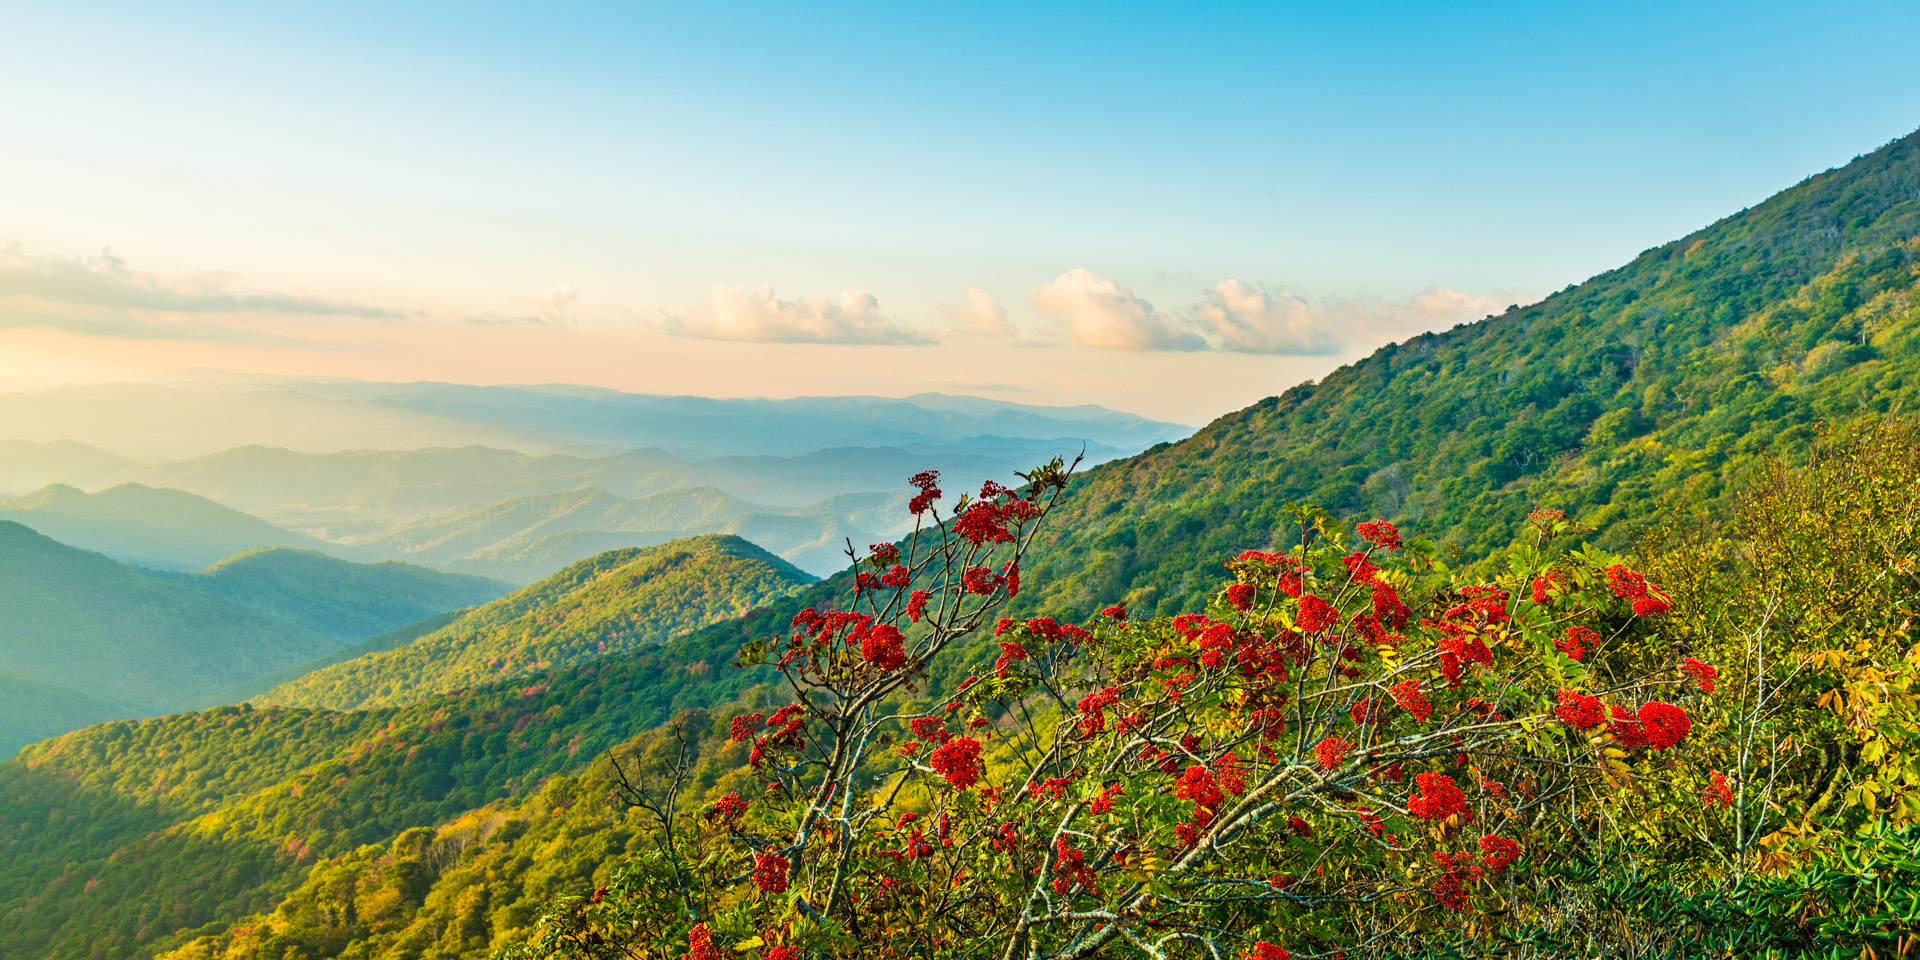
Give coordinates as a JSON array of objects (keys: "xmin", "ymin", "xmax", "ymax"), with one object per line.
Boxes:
[{"xmin": 2, "ymin": 1, "xmax": 1917, "ymax": 422}]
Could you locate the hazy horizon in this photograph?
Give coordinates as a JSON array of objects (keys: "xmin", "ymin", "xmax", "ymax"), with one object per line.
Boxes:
[{"xmin": 7, "ymin": 2, "xmax": 1918, "ymax": 424}]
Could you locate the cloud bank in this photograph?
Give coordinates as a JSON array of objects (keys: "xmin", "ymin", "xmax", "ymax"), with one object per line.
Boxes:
[
  {"xmin": 1031, "ymin": 269, "xmax": 1207, "ymax": 351},
  {"xmin": 1031, "ymin": 268, "xmax": 1535, "ymax": 355},
  {"xmin": 939, "ymin": 287, "xmax": 1015, "ymax": 338},
  {"xmin": 0, "ymin": 240, "xmax": 403, "ymax": 342},
  {"xmin": 0, "ymin": 241, "xmax": 401, "ymax": 319},
  {"xmin": 664, "ymin": 284, "xmax": 930, "ymax": 345}
]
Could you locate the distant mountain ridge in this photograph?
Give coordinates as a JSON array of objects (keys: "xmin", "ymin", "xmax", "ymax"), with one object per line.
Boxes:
[
  {"xmin": 358, "ymin": 485, "xmax": 910, "ymax": 580},
  {"xmin": 10, "ymin": 126, "xmax": 1920, "ymax": 960},
  {"xmin": 0, "ymin": 522, "xmax": 341, "ymax": 748},
  {"xmin": 145, "ymin": 548, "xmax": 511, "ymax": 641},
  {"xmin": 0, "ymin": 438, "xmax": 1134, "ymax": 580},
  {"xmin": 0, "ymin": 383, "xmax": 1189, "ymax": 461},
  {"xmin": 0, "ymin": 528, "xmax": 518, "ymax": 753},
  {"xmin": 0, "ymin": 483, "xmax": 344, "ymax": 571}
]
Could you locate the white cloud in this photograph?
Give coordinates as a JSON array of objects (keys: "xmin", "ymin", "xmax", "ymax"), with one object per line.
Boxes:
[
  {"xmin": 534, "ymin": 278, "xmax": 577, "ymax": 312},
  {"xmin": 663, "ymin": 284, "xmax": 931, "ymax": 345},
  {"xmin": 0, "ymin": 240, "xmax": 401, "ymax": 320},
  {"xmin": 1195, "ymin": 279, "xmax": 1341, "ymax": 355},
  {"xmin": 939, "ymin": 287, "xmax": 1015, "ymax": 338},
  {"xmin": 1321, "ymin": 286, "xmax": 1539, "ymax": 343},
  {"xmin": 468, "ymin": 278, "xmax": 579, "ymax": 325},
  {"xmin": 0, "ymin": 239, "xmax": 403, "ymax": 341},
  {"xmin": 1031, "ymin": 269, "xmax": 1206, "ymax": 351}
]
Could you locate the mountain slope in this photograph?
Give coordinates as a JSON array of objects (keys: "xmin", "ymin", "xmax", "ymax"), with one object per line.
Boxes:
[
  {"xmin": 10, "ymin": 129, "xmax": 1920, "ymax": 960},
  {"xmin": 0, "ymin": 523, "xmax": 344, "ymax": 749},
  {"xmin": 0, "ymin": 669, "xmax": 144, "ymax": 756},
  {"xmin": 358, "ymin": 485, "xmax": 911, "ymax": 580},
  {"xmin": 0, "ymin": 655, "xmax": 729, "ymax": 960},
  {"xmin": 0, "ymin": 439, "xmax": 137, "ymax": 493},
  {"xmin": 438, "ymin": 529, "xmax": 678, "ymax": 584},
  {"xmin": 148, "ymin": 548, "xmax": 510, "ymax": 641},
  {"xmin": 260, "ymin": 535, "xmax": 813, "ymax": 711},
  {"xmin": 1001, "ymin": 129, "xmax": 1920, "ymax": 619},
  {"xmin": 0, "ymin": 483, "xmax": 341, "ymax": 570}
]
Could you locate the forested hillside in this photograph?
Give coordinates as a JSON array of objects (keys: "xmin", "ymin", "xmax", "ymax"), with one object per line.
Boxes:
[
  {"xmin": 259, "ymin": 536, "xmax": 812, "ymax": 711},
  {"xmin": 0, "ymin": 523, "xmax": 340, "ymax": 746},
  {"xmin": 0, "ymin": 531, "xmax": 515, "ymax": 751},
  {"xmin": 0, "ymin": 483, "xmax": 340, "ymax": 570},
  {"xmin": 5, "ymin": 129, "xmax": 1920, "ymax": 960},
  {"xmin": 148, "ymin": 548, "xmax": 510, "ymax": 641},
  {"xmin": 0, "ymin": 656, "xmax": 740, "ymax": 960},
  {"xmin": 575, "ymin": 127, "xmax": 1920, "ymax": 742},
  {"xmin": 1012, "ymin": 128, "xmax": 1920, "ymax": 618}
]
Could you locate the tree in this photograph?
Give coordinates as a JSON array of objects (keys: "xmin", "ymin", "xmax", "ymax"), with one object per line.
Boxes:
[{"xmin": 507, "ymin": 463, "xmax": 1720, "ymax": 959}]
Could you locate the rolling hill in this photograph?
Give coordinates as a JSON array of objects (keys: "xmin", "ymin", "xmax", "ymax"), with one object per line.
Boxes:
[
  {"xmin": 0, "ymin": 381, "xmax": 1188, "ymax": 462},
  {"xmin": 0, "ymin": 483, "xmax": 345, "ymax": 571},
  {"xmin": 354, "ymin": 485, "xmax": 912, "ymax": 580},
  {"xmin": 6, "ymin": 128, "xmax": 1920, "ymax": 960},
  {"xmin": 146, "ymin": 548, "xmax": 511, "ymax": 641},
  {"xmin": 0, "ymin": 522, "xmax": 341, "ymax": 746},
  {"xmin": 258, "ymin": 535, "xmax": 813, "ymax": 711}
]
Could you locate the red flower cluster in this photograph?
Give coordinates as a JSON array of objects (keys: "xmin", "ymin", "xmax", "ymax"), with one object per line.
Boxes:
[
  {"xmin": 1529, "ymin": 568, "xmax": 1567, "ymax": 604},
  {"xmin": 745, "ymin": 703, "xmax": 807, "ymax": 767},
  {"xmin": 993, "ymin": 640, "xmax": 1029, "ymax": 677},
  {"xmin": 1350, "ymin": 697, "xmax": 1384, "ymax": 727},
  {"xmin": 1390, "ymin": 679, "xmax": 1433, "ymax": 721},
  {"xmin": 1342, "ymin": 551, "xmax": 1380, "ymax": 584},
  {"xmin": 880, "ymin": 563, "xmax": 911, "ymax": 589},
  {"xmin": 869, "ymin": 542, "xmax": 901, "ymax": 564},
  {"xmin": 1681, "ymin": 656, "xmax": 1718, "ymax": 693},
  {"xmin": 1175, "ymin": 765, "xmax": 1224, "ymax": 817},
  {"xmin": 1245, "ymin": 943, "xmax": 1291, "ymax": 960},
  {"xmin": 1555, "ymin": 689, "xmax": 1605, "ymax": 729},
  {"xmin": 909, "ymin": 716, "xmax": 952, "ymax": 745},
  {"xmin": 906, "ymin": 590, "xmax": 930, "ymax": 623},
  {"xmin": 1429, "ymin": 851, "xmax": 1479, "ymax": 911},
  {"xmin": 1605, "ymin": 563, "xmax": 1672, "ymax": 616},
  {"xmin": 1636, "ymin": 701, "xmax": 1691, "ymax": 749},
  {"xmin": 929, "ymin": 736, "xmax": 983, "ymax": 789},
  {"xmin": 1372, "ymin": 581, "xmax": 1411, "ymax": 629},
  {"xmin": 953, "ymin": 500, "xmax": 1015, "ymax": 546},
  {"xmin": 1090, "ymin": 780, "xmax": 1125, "ymax": 814},
  {"xmin": 753, "ymin": 848, "xmax": 790, "ymax": 894},
  {"xmin": 1051, "ymin": 837, "xmax": 1097, "ymax": 894},
  {"xmin": 1296, "ymin": 594, "xmax": 1339, "ymax": 632},
  {"xmin": 1101, "ymin": 604, "xmax": 1127, "ymax": 621},
  {"xmin": 1705, "ymin": 770, "xmax": 1734, "ymax": 806},
  {"xmin": 907, "ymin": 470, "xmax": 942, "ymax": 514},
  {"xmin": 686, "ymin": 923, "xmax": 721, "ymax": 960},
  {"xmin": 707, "ymin": 792, "xmax": 749, "ymax": 823},
  {"xmin": 1076, "ymin": 685, "xmax": 1120, "ymax": 736},
  {"xmin": 1356, "ymin": 519, "xmax": 1402, "ymax": 550},
  {"xmin": 1226, "ymin": 582, "xmax": 1256, "ymax": 611},
  {"xmin": 1314, "ymin": 736, "xmax": 1352, "ymax": 770},
  {"xmin": 1556, "ymin": 625, "xmax": 1598, "ymax": 661},
  {"xmin": 1408, "ymin": 772, "xmax": 1471, "ymax": 821},
  {"xmin": 1449, "ymin": 585, "xmax": 1512, "ymax": 626},
  {"xmin": 728, "ymin": 712, "xmax": 765, "ymax": 743},
  {"xmin": 1287, "ymin": 815, "xmax": 1313, "ymax": 837},
  {"xmin": 860, "ymin": 623, "xmax": 907, "ymax": 671},
  {"xmin": 1479, "ymin": 834, "xmax": 1520, "ymax": 874},
  {"xmin": 962, "ymin": 566, "xmax": 1002, "ymax": 595}
]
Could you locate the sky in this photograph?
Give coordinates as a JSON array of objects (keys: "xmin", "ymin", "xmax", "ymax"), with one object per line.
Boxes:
[{"xmin": 2, "ymin": 1, "xmax": 1918, "ymax": 425}]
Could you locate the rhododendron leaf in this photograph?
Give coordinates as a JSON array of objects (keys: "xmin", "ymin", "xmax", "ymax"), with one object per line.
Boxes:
[{"xmin": 732, "ymin": 937, "xmax": 765, "ymax": 951}]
